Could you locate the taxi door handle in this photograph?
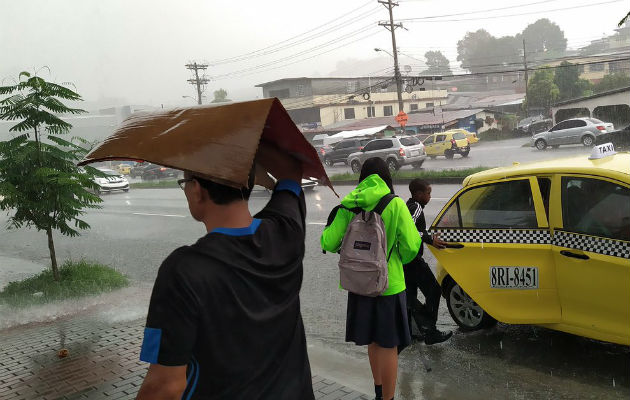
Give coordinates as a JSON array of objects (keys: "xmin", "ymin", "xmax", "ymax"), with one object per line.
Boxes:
[
  {"xmin": 444, "ymin": 243, "xmax": 464, "ymax": 249},
  {"xmin": 560, "ymin": 250, "xmax": 589, "ymax": 260}
]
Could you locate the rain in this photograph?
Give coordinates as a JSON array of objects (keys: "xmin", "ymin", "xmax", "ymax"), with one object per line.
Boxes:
[{"xmin": 1, "ymin": 0, "xmax": 630, "ymax": 399}]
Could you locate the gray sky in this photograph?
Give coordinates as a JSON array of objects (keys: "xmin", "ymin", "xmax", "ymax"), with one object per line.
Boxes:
[{"xmin": 1, "ymin": 0, "xmax": 627, "ymax": 109}]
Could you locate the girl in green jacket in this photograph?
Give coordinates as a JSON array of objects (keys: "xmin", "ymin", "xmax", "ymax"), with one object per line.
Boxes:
[{"xmin": 321, "ymin": 158, "xmax": 421, "ymax": 400}]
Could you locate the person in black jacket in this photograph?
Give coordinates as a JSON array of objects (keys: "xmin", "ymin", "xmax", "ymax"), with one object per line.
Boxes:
[{"xmin": 404, "ymin": 178, "xmax": 453, "ymax": 345}]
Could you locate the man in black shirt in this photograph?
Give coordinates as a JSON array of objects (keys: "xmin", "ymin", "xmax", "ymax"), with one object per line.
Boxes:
[
  {"xmin": 404, "ymin": 179, "xmax": 452, "ymax": 345},
  {"xmin": 136, "ymin": 144, "xmax": 314, "ymax": 400}
]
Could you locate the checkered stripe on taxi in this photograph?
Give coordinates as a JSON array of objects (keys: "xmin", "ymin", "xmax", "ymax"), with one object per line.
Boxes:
[
  {"xmin": 553, "ymin": 231, "xmax": 630, "ymax": 259},
  {"xmin": 432, "ymin": 229, "xmax": 552, "ymax": 244}
]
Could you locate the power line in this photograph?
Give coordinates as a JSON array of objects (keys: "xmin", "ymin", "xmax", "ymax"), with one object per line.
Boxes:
[
  {"xmin": 400, "ymin": 0, "xmax": 625, "ymax": 22},
  {"xmin": 213, "ymin": 29, "xmax": 382, "ymax": 80},
  {"xmin": 280, "ymin": 76, "xmax": 399, "ymax": 110},
  {"xmin": 399, "ymin": 56, "xmax": 630, "ymax": 78},
  {"xmin": 211, "ymin": 7, "xmax": 382, "ymax": 66},
  {"xmin": 210, "ymin": 1, "xmax": 377, "ymax": 65},
  {"xmin": 398, "ymin": 0, "xmax": 565, "ymax": 21},
  {"xmin": 212, "ymin": 25, "xmax": 377, "ymax": 79}
]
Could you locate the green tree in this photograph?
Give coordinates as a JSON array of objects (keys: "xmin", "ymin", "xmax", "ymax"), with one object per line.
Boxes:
[
  {"xmin": 456, "ymin": 30, "xmax": 522, "ymax": 73},
  {"xmin": 456, "ymin": 29, "xmax": 497, "ymax": 73},
  {"xmin": 456, "ymin": 19, "xmax": 567, "ymax": 73},
  {"xmin": 554, "ymin": 61, "xmax": 593, "ymax": 100},
  {"xmin": 0, "ymin": 71, "xmax": 102, "ymax": 281},
  {"xmin": 422, "ymin": 51, "xmax": 452, "ymax": 75},
  {"xmin": 211, "ymin": 88, "xmax": 231, "ymax": 103},
  {"xmin": 524, "ymin": 69, "xmax": 559, "ymax": 112},
  {"xmin": 593, "ymin": 72, "xmax": 630, "ymax": 93},
  {"xmin": 520, "ymin": 19, "xmax": 567, "ymax": 60}
]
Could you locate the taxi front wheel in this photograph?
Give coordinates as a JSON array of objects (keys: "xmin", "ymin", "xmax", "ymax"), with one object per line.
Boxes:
[{"xmin": 444, "ymin": 279, "xmax": 496, "ymax": 332}]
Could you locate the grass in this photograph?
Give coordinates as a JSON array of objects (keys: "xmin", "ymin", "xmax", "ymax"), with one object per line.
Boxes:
[
  {"xmin": 329, "ymin": 166, "xmax": 493, "ymax": 182},
  {"xmin": 130, "ymin": 180, "xmax": 178, "ymax": 189},
  {"xmin": 0, "ymin": 260, "xmax": 129, "ymax": 307}
]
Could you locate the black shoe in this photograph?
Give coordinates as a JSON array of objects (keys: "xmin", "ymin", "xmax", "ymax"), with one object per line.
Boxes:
[
  {"xmin": 424, "ymin": 329, "xmax": 453, "ymax": 345},
  {"xmin": 410, "ymin": 333, "xmax": 424, "ymax": 342}
]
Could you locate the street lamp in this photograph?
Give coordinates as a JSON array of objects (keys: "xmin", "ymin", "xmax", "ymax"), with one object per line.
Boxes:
[
  {"xmin": 374, "ymin": 48, "xmax": 394, "ymax": 58},
  {"xmin": 182, "ymin": 95, "xmax": 196, "ymax": 103},
  {"xmin": 374, "ymin": 48, "xmax": 403, "ymax": 112}
]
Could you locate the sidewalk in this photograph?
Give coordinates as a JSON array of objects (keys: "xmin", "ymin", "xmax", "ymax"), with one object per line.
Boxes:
[{"xmin": 0, "ymin": 314, "xmax": 371, "ymax": 400}]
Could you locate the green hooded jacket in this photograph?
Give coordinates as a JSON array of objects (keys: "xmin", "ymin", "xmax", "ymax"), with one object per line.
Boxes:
[{"xmin": 320, "ymin": 174, "xmax": 421, "ymax": 296}]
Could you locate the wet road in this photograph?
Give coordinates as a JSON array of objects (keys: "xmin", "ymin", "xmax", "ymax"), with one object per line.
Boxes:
[
  {"xmin": 323, "ymin": 137, "xmax": 594, "ymax": 174},
  {"xmin": 1, "ymin": 183, "xmax": 628, "ymax": 399}
]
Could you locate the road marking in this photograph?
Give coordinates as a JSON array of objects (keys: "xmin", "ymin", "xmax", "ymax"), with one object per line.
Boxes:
[
  {"xmin": 132, "ymin": 212, "xmax": 186, "ymax": 218},
  {"xmin": 307, "ymin": 222, "xmax": 327, "ymax": 225}
]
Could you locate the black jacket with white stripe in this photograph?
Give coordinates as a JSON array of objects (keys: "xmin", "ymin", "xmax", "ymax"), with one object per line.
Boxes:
[{"xmin": 406, "ymin": 198, "xmax": 433, "ymax": 258}]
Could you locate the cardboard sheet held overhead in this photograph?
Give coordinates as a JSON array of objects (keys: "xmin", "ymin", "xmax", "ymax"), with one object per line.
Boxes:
[{"xmin": 78, "ymin": 98, "xmax": 333, "ymax": 191}]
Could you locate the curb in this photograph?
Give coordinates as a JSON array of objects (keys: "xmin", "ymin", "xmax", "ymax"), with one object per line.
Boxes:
[{"xmin": 331, "ymin": 177, "xmax": 465, "ymax": 186}]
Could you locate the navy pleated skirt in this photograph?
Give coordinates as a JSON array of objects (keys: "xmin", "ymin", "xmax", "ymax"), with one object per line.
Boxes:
[{"xmin": 345, "ymin": 290, "xmax": 411, "ymax": 350}]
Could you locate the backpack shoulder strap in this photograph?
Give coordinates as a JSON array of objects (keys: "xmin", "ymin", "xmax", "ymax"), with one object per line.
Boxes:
[
  {"xmin": 372, "ymin": 193, "xmax": 396, "ymax": 215},
  {"xmin": 325, "ymin": 204, "xmax": 361, "ymax": 227}
]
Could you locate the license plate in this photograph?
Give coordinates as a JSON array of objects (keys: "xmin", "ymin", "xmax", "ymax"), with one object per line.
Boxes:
[
  {"xmin": 490, "ymin": 266, "xmax": 538, "ymax": 289},
  {"xmin": 410, "ymin": 150, "xmax": 419, "ymax": 156}
]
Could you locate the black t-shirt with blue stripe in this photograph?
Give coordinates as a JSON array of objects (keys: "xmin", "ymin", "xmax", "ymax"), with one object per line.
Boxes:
[{"xmin": 140, "ymin": 180, "xmax": 314, "ymax": 399}]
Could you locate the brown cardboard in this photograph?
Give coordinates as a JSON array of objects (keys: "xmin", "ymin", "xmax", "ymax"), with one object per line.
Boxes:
[{"xmin": 78, "ymin": 98, "xmax": 333, "ymax": 191}]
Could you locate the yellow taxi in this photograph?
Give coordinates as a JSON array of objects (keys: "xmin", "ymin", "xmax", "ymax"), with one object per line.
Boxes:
[
  {"xmin": 423, "ymin": 130, "xmax": 470, "ymax": 159},
  {"xmin": 450, "ymin": 128, "xmax": 479, "ymax": 145},
  {"xmin": 429, "ymin": 144, "xmax": 630, "ymax": 345},
  {"xmin": 115, "ymin": 164, "xmax": 131, "ymax": 175}
]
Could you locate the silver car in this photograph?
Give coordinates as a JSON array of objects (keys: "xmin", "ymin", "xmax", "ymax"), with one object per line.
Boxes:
[
  {"xmin": 531, "ymin": 118, "xmax": 614, "ymax": 150},
  {"xmin": 348, "ymin": 136, "xmax": 426, "ymax": 173}
]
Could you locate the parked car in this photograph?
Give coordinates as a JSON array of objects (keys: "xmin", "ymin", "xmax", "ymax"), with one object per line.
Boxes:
[
  {"xmin": 141, "ymin": 164, "xmax": 179, "ymax": 180},
  {"xmin": 516, "ymin": 115, "xmax": 545, "ymax": 135},
  {"xmin": 347, "ymin": 136, "xmax": 426, "ymax": 173},
  {"xmin": 323, "ymin": 138, "xmax": 372, "ymax": 166},
  {"xmin": 595, "ymin": 123, "xmax": 630, "ymax": 149},
  {"xmin": 93, "ymin": 168, "xmax": 129, "ymax": 194},
  {"xmin": 528, "ymin": 118, "xmax": 553, "ymax": 135},
  {"xmin": 423, "ymin": 131, "xmax": 470, "ymax": 159},
  {"xmin": 429, "ymin": 146, "xmax": 629, "ymax": 345},
  {"xmin": 531, "ymin": 118, "xmax": 614, "ymax": 150}
]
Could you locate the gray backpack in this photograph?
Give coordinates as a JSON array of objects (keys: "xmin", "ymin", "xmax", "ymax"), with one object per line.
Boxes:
[{"xmin": 337, "ymin": 194, "xmax": 396, "ymax": 297}]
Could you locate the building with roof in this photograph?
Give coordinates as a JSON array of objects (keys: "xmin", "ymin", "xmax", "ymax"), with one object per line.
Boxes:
[
  {"xmin": 302, "ymin": 108, "xmax": 505, "ymax": 137},
  {"xmin": 255, "ymin": 77, "xmax": 448, "ymax": 128},
  {"xmin": 551, "ymin": 86, "xmax": 630, "ymax": 127},
  {"xmin": 443, "ymin": 91, "xmax": 525, "ymax": 114}
]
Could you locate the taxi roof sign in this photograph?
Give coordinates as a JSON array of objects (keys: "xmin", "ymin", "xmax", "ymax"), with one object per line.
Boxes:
[{"xmin": 588, "ymin": 142, "xmax": 616, "ymax": 160}]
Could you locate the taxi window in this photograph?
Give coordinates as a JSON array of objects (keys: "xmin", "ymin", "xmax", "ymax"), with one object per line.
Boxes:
[
  {"xmin": 436, "ymin": 134, "xmax": 446, "ymax": 142},
  {"xmin": 453, "ymin": 132, "xmax": 466, "ymax": 140},
  {"xmin": 423, "ymin": 136, "xmax": 435, "ymax": 144},
  {"xmin": 562, "ymin": 177, "xmax": 630, "ymax": 241},
  {"xmin": 437, "ymin": 180, "xmax": 538, "ymax": 229}
]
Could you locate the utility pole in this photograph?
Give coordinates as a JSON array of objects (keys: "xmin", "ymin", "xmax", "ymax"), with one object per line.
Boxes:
[
  {"xmin": 522, "ymin": 39, "xmax": 529, "ymax": 117},
  {"xmin": 378, "ymin": 0, "xmax": 404, "ymax": 113},
  {"xmin": 185, "ymin": 62, "xmax": 210, "ymax": 105}
]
